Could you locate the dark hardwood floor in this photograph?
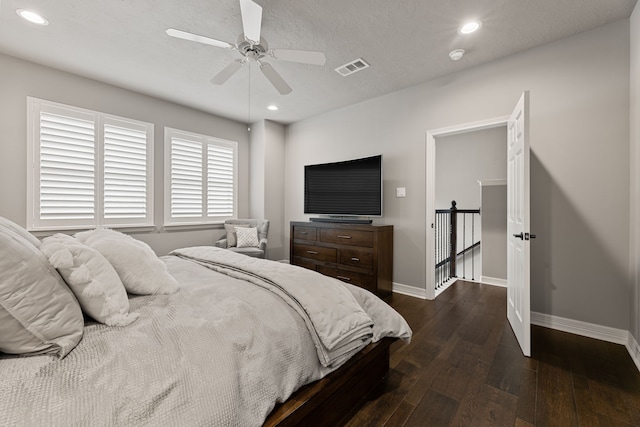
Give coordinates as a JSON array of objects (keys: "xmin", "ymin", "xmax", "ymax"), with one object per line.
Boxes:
[{"xmin": 343, "ymin": 281, "xmax": 640, "ymax": 426}]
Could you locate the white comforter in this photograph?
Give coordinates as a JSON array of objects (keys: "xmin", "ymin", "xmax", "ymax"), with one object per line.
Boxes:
[
  {"xmin": 172, "ymin": 246, "xmax": 381, "ymax": 367},
  {"xmin": 0, "ymin": 250, "xmax": 411, "ymax": 427}
]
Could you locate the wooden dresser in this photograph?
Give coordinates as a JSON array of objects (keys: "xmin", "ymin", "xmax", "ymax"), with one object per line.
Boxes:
[{"xmin": 290, "ymin": 221, "xmax": 393, "ymax": 298}]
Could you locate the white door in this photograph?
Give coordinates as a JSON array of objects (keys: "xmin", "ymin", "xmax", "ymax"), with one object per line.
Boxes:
[{"xmin": 507, "ymin": 91, "xmax": 531, "ymax": 357}]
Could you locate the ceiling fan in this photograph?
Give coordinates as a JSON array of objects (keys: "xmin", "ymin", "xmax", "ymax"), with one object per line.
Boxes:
[{"xmin": 166, "ymin": 0, "xmax": 326, "ymax": 95}]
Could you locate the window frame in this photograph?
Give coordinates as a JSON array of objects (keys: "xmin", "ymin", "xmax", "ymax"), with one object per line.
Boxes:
[
  {"xmin": 26, "ymin": 97, "xmax": 154, "ymax": 232},
  {"xmin": 163, "ymin": 127, "xmax": 238, "ymax": 227}
]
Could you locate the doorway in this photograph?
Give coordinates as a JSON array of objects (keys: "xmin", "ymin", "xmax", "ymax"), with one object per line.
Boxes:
[
  {"xmin": 425, "ymin": 116, "xmax": 509, "ymax": 300},
  {"xmin": 434, "ymin": 128, "xmax": 507, "ymax": 291}
]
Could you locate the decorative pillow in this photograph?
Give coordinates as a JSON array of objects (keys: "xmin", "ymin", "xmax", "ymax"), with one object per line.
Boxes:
[
  {"xmin": 75, "ymin": 228, "xmax": 179, "ymax": 295},
  {"xmin": 40, "ymin": 234, "xmax": 140, "ymax": 327},
  {"xmin": 236, "ymin": 226, "xmax": 260, "ymax": 248},
  {"xmin": 225, "ymin": 223, "xmax": 250, "ymax": 247},
  {"xmin": 0, "ymin": 227, "xmax": 83, "ymax": 358},
  {"xmin": 0, "ymin": 215, "xmax": 41, "ymax": 247}
]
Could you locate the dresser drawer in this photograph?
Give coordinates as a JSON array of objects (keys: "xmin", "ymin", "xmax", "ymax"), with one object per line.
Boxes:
[
  {"xmin": 339, "ymin": 248, "xmax": 373, "ymax": 269},
  {"xmin": 293, "ymin": 244, "xmax": 337, "ymax": 263},
  {"xmin": 291, "ymin": 257, "xmax": 318, "ymax": 270},
  {"xmin": 316, "ymin": 266, "xmax": 376, "ymax": 294},
  {"xmin": 320, "ymin": 228, "xmax": 373, "ymax": 247},
  {"xmin": 293, "ymin": 225, "xmax": 317, "ymax": 242}
]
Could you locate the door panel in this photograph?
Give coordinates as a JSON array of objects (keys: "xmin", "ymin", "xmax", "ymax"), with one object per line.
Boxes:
[{"xmin": 507, "ymin": 91, "xmax": 531, "ymax": 357}]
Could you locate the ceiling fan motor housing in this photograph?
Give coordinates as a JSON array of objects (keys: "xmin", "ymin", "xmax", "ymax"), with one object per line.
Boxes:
[{"xmin": 238, "ymin": 34, "xmax": 268, "ymax": 61}]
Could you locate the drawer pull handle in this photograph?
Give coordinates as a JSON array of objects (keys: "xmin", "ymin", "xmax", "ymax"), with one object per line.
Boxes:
[
  {"xmin": 337, "ymin": 235, "xmax": 352, "ymax": 239},
  {"xmin": 351, "ymin": 257, "xmax": 360, "ymax": 262},
  {"xmin": 306, "ymin": 250, "xmax": 319, "ymax": 255},
  {"xmin": 299, "ymin": 231, "xmax": 308, "ymax": 235},
  {"xmin": 337, "ymin": 275, "xmax": 351, "ymax": 281}
]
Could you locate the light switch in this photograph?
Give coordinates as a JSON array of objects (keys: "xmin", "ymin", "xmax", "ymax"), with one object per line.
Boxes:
[{"xmin": 396, "ymin": 187, "xmax": 406, "ymax": 198}]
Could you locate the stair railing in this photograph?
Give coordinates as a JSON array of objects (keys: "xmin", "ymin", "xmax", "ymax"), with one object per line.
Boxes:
[{"xmin": 435, "ymin": 200, "xmax": 481, "ymax": 290}]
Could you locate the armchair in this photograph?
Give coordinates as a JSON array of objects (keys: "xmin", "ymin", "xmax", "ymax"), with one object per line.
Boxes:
[{"xmin": 215, "ymin": 219, "xmax": 269, "ymax": 258}]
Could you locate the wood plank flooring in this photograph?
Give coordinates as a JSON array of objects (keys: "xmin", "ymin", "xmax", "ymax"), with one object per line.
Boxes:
[{"xmin": 343, "ymin": 280, "xmax": 640, "ymax": 426}]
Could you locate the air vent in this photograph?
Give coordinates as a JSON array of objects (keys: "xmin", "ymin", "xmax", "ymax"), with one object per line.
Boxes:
[{"xmin": 334, "ymin": 58, "xmax": 370, "ymax": 77}]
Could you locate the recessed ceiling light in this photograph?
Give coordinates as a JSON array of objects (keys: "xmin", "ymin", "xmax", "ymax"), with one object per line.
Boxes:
[
  {"xmin": 16, "ymin": 9, "xmax": 49, "ymax": 26},
  {"xmin": 459, "ymin": 21, "xmax": 481, "ymax": 35},
  {"xmin": 267, "ymin": 105, "xmax": 278, "ymax": 111},
  {"xmin": 449, "ymin": 49, "xmax": 465, "ymax": 61}
]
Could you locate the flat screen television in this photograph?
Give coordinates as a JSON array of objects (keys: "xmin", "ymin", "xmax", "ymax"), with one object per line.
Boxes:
[{"xmin": 304, "ymin": 155, "xmax": 382, "ymax": 218}]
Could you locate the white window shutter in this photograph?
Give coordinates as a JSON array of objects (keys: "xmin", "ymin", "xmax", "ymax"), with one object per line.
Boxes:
[
  {"xmin": 164, "ymin": 128, "xmax": 237, "ymax": 226},
  {"xmin": 104, "ymin": 121, "xmax": 148, "ymax": 220},
  {"xmin": 207, "ymin": 143, "xmax": 234, "ymax": 218},
  {"xmin": 39, "ymin": 111, "xmax": 96, "ymax": 220},
  {"xmin": 27, "ymin": 98, "xmax": 153, "ymax": 231},
  {"xmin": 170, "ymin": 137, "xmax": 203, "ymax": 218}
]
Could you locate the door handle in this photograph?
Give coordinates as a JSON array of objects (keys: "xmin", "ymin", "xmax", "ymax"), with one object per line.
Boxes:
[{"xmin": 513, "ymin": 232, "xmax": 537, "ymax": 240}]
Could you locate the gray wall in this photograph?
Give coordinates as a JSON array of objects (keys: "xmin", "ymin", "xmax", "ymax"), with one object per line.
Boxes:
[
  {"xmin": 285, "ymin": 20, "xmax": 631, "ymax": 330},
  {"xmin": 0, "ymin": 53, "xmax": 251, "ymax": 256},
  {"xmin": 435, "ymin": 126, "xmax": 507, "ymax": 210},
  {"xmin": 630, "ymin": 6, "xmax": 640, "ymax": 347},
  {"xmin": 481, "ymin": 184, "xmax": 508, "ymax": 281},
  {"xmin": 249, "ymin": 119, "xmax": 286, "ymax": 260}
]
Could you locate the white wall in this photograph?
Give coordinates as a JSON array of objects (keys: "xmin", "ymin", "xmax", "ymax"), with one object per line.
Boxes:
[
  {"xmin": 285, "ymin": 20, "xmax": 631, "ymax": 330},
  {"xmin": 0, "ymin": 53, "xmax": 251, "ymax": 256}
]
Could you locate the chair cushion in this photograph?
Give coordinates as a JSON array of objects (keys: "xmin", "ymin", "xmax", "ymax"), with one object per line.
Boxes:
[{"xmin": 228, "ymin": 247, "xmax": 265, "ymax": 258}]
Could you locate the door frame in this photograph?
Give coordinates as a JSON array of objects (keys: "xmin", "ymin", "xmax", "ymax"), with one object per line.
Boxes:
[{"xmin": 425, "ymin": 116, "xmax": 509, "ymax": 299}]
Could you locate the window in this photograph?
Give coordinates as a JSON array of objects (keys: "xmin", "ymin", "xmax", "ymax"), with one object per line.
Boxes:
[
  {"xmin": 27, "ymin": 98, "xmax": 154, "ymax": 231},
  {"xmin": 164, "ymin": 128, "xmax": 237, "ymax": 226}
]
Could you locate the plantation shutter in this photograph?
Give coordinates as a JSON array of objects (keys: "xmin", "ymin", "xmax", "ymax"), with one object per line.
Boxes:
[
  {"xmin": 170, "ymin": 137, "xmax": 203, "ymax": 218},
  {"xmin": 207, "ymin": 143, "xmax": 234, "ymax": 218},
  {"xmin": 165, "ymin": 128, "xmax": 236, "ymax": 225},
  {"xmin": 104, "ymin": 120, "xmax": 149, "ymax": 220},
  {"xmin": 39, "ymin": 111, "xmax": 96, "ymax": 221},
  {"xmin": 28, "ymin": 98, "xmax": 153, "ymax": 230}
]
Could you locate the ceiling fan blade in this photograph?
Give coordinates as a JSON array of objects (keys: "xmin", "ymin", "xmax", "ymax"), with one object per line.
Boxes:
[
  {"xmin": 270, "ymin": 49, "xmax": 326, "ymax": 66},
  {"xmin": 239, "ymin": 0, "xmax": 262, "ymax": 44},
  {"xmin": 166, "ymin": 28, "xmax": 234, "ymax": 49},
  {"xmin": 259, "ymin": 62, "xmax": 292, "ymax": 95},
  {"xmin": 210, "ymin": 60, "xmax": 244, "ymax": 85}
]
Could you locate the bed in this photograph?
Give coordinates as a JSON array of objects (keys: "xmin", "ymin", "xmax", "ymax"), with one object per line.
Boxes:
[{"xmin": 0, "ymin": 220, "xmax": 411, "ymax": 426}]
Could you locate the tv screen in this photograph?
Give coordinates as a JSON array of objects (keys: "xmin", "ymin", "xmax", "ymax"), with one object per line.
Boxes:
[{"xmin": 304, "ymin": 155, "xmax": 382, "ymax": 217}]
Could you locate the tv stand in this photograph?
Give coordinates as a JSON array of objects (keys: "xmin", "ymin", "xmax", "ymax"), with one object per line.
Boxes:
[
  {"xmin": 310, "ymin": 217, "xmax": 373, "ymax": 225},
  {"xmin": 290, "ymin": 221, "xmax": 393, "ymax": 298}
]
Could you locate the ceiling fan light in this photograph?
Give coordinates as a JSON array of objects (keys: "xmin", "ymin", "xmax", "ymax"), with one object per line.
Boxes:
[
  {"xmin": 449, "ymin": 49, "xmax": 465, "ymax": 61},
  {"xmin": 459, "ymin": 21, "xmax": 481, "ymax": 35},
  {"xmin": 16, "ymin": 9, "xmax": 49, "ymax": 25}
]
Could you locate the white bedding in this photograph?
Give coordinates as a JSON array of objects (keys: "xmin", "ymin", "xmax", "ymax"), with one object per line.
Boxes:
[{"xmin": 0, "ymin": 251, "xmax": 411, "ymax": 427}]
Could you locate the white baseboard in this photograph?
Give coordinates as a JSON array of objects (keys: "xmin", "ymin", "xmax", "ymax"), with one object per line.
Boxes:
[
  {"xmin": 531, "ymin": 312, "xmax": 628, "ymax": 345},
  {"xmin": 627, "ymin": 333, "xmax": 640, "ymax": 373},
  {"xmin": 392, "ymin": 282, "xmax": 428, "ymax": 299},
  {"xmin": 480, "ymin": 276, "xmax": 507, "ymax": 287}
]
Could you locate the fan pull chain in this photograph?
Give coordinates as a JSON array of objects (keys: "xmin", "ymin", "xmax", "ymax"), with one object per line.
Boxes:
[{"xmin": 247, "ymin": 63, "xmax": 251, "ymax": 132}]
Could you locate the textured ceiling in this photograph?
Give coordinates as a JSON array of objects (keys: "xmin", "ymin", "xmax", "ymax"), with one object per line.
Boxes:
[{"xmin": 0, "ymin": 0, "xmax": 637, "ymax": 124}]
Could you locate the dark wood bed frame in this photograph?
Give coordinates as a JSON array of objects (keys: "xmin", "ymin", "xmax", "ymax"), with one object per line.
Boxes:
[{"xmin": 264, "ymin": 337, "xmax": 395, "ymax": 426}]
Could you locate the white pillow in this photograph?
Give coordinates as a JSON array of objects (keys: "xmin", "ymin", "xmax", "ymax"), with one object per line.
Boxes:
[
  {"xmin": 236, "ymin": 226, "xmax": 260, "ymax": 248},
  {"xmin": 225, "ymin": 223, "xmax": 250, "ymax": 247},
  {"xmin": 75, "ymin": 228, "xmax": 179, "ymax": 295},
  {"xmin": 40, "ymin": 234, "xmax": 140, "ymax": 327},
  {"xmin": 0, "ymin": 227, "xmax": 83, "ymax": 357},
  {"xmin": 0, "ymin": 215, "xmax": 41, "ymax": 247}
]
